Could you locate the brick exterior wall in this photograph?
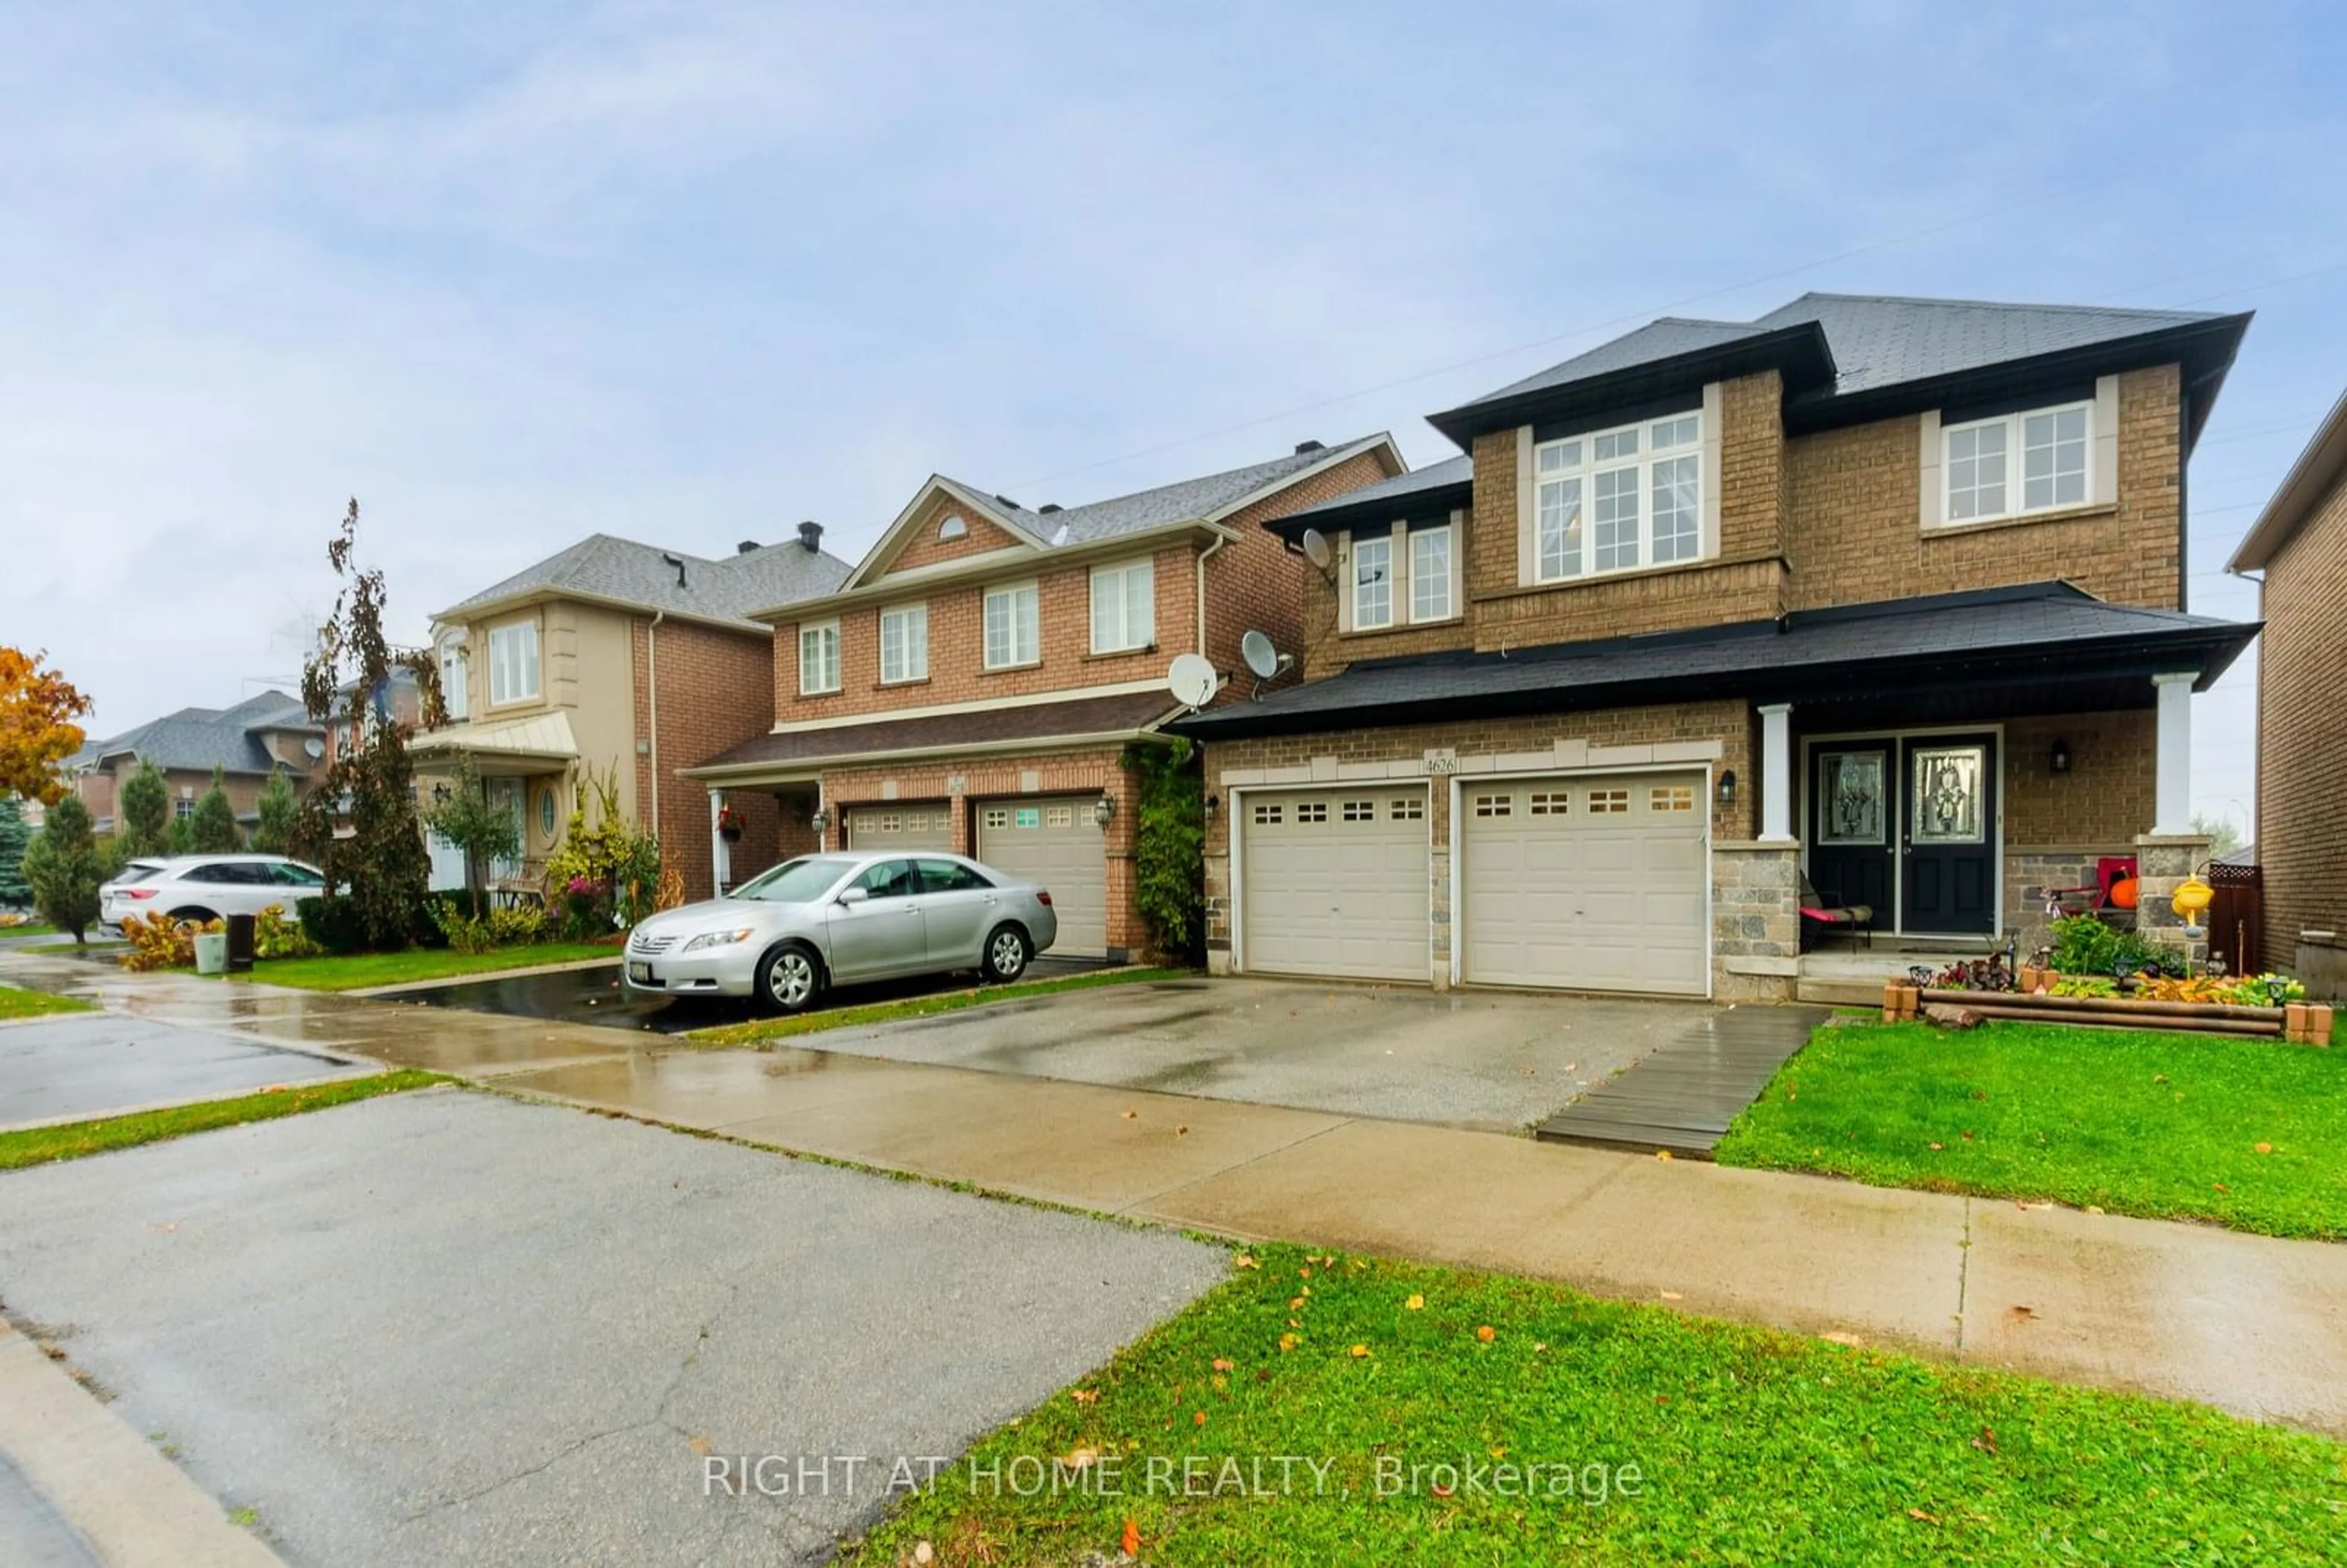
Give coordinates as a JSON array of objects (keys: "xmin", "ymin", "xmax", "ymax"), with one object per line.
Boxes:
[
  {"xmin": 880, "ymin": 491, "xmax": 1030, "ymax": 575},
  {"xmin": 2257, "ymin": 460, "xmax": 2347, "ymax": 945},
  {"xmin": 1782, "ymin": 365, "xmax": 2184, "ymax": 612},
  {"xmin": 76, "ymin": 763, "xmax": 314, "ymax": 835},
  {"xmin": 1207, "ymin": 448, "xmax": 1392, "ymax": 696},
  {"xmin": 632, "ymin": 616, "xmax": 785, "ymax": 901},
  {"xmin": 1199, "ymin": 701, "xmax": 1756, "ymax": 992}
]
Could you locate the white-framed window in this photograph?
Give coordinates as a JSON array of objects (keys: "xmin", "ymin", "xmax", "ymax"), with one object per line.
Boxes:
[
  {"xmin": 1353, "ymin": 533, "xmax": 1393, "ymax": 629},
  {"xmin": 1942, "ymin": 400, "xmax": 2091, "ymax": 524},
  {"xmin": 983, "ymin": 582, "xmax": 1039, "ymax": 670},
  {"xmin": 879, "ymin": 604, "xmax": 928, "ymax": 684},
  {"xmin": 799, "ymin": 621, "xmax": 840, "ymax": 695},
  {"xmin": 1534, "ymin": 409, "xmax": 1704, "ymax": 582},
  {"xmin": 1408, "ymin": 526, "xmax": 1452, "ymax": 622},
  {"xmin": 1090, "ymin": 559, "xmax": 1155, "ymax": 654},
  {"xmin": 436, "ymin": 631, "xmax": 468, "ymax": 720},
  {"xmin": 487, "ymin": 619, "xmax": 539, "ymax": 706}
]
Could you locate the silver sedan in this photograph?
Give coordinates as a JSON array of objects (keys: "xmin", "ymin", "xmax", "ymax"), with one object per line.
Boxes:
[{"xmin": 620, "ymin": 851, "xmax": 1060, "ymax": 1014}]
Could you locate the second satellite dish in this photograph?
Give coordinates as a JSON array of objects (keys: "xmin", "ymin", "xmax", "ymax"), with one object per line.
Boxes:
[
  {"xmin": 1166, "ymin": 653, "xmax": 1218, "ymax": 710},
  {"xmin": 1240, "ymin": 630, "xmax": 1282, "ymax": 680},
  {"xmin": 1299, "ymin": 529, "xmax": 1333, "ymax": 574}
]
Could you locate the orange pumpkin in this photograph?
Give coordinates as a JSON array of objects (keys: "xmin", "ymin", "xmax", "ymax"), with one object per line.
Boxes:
[{"xmin": 2109, "ymin": 876, "xmax": 2139, "ymax": 910}]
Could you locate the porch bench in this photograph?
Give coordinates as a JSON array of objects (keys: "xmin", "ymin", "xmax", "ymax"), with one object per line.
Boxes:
[{"xmin": 1798, "ymin": 873, "xmax": 1873, "ymax": 953}]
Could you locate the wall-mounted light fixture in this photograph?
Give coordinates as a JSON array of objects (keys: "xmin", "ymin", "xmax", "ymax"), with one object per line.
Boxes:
[
  {"xmin": 1716, "ymin": 770, "xmax": 1737, "ymax": 806},
  {"xmin": 1093, "ymin": 794, "xmax": 1117, "ymax": 827},
  {"xmin": 1204, "ymin": 793, "xmax": 1219, "ymax": 822},
  {"xmin": 2050, "ymin": 739, "xmax": 2073, "ymax": 775},
  {"xmin": 810, "ymin": 808, "xmax": 831, "ymax": 836}
]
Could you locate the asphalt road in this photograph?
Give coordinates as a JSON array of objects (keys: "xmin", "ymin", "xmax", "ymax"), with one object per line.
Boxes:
[
  {"xmin": 0, "ymin": 1088, "xmax": 1224, "ymax": 1566},
  {"xmin": 0, "ymin": 1014, "xmax": 369, "ymax": 1129}
]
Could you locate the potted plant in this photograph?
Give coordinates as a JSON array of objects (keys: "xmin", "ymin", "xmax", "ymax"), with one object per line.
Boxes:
[{"xmin": 716, "ymin": 805, "xmax": 746, "ymax": 843}]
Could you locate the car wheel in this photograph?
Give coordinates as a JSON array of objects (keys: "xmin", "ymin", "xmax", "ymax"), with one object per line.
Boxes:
[
  {"xmin": 754, "ymin": 942, "xmax": 824, "ymax": 1015},
  {"xmin": 166, "ymin": 907, "xmax": 219, "ymax": 926},
  {"xmin": 982, "ymin": 923, "xmax": 1032, "ymax": 984}
]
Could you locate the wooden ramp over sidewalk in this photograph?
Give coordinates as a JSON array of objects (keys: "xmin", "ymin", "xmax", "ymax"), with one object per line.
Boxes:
[{"xmin": 1533, "ymin": 1005, "xmax": 1828, "ymax": 1159}]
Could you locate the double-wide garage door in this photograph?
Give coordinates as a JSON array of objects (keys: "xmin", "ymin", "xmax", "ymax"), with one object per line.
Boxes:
[
  {"xmin": 1459, "ymin": 771, "xmax": 1708, "ymax": 995},
  {"xmin": 843, "ymin": 805, "xmax": 952, "ymax": 853},
  {"xmin": 1240, "ymin": 785, "xmax": 1429, "ymax": 981},
  {"xmin": 978, "ymin": 797, "xmax": 1107, "ymax": 958}
]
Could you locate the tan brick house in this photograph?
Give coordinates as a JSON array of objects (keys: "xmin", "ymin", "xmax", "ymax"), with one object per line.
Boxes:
[
  {"xmin": 1173, "ymin": 295, "xmax": 2260, "ymax": 1001},
  {"xmin": 414, "ymin": 529, "xmax": 849, "ymax": 899},
  {"xmin": 69, "ymin": 691, "xmax": 327, "ymax": 834},
  {"xmin": 2229, "ymin": 386, "xmax": 2347, "ymax": 996},
  {"xmin": 682, "ymin": 438, "xmax": 1403, "ymax": 958}
]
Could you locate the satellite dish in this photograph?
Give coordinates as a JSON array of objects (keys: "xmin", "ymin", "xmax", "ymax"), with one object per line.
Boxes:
[
  {"xmin": 303, "ymin": 736, "xmax": 325, "ymax": 760},
  {"xmin": 1240, "ymin": 631, "xmax": 1282, "ymax": 680},
  {"xmin": 1299, "ymin": 529, "xmax": 1333, "ymax": 573},
  {"xmin": 1166, "ymin": 653, "xmax": 1218, "ymax": 710}
]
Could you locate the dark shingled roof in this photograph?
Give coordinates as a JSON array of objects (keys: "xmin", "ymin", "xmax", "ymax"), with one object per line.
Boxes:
[
  {"xmin": 1265, "ymin": 455, "xmax": 1475, "ymax": 539},
  {"xmin": 439, "ymin": 533, "xmax": 853, "ymax": 629},
  {"xmin": 72, "ymin": 690, "xmax": 316, "ymax": 777},
  {"xmin": 1171, "ymin": 584, "xmax": 2258, "ymax": 741},
  {"xmin": 689, "ymin": 689, "xmax": 1182, "ymax": 776}
]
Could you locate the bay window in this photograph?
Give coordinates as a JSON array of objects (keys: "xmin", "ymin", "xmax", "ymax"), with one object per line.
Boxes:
[
  {"xmin": 1533, "ymin": 409, "xmax": 1705, "ymax": 582},
  {"xmin": 983, "ymin": 582, "xmax": 1039, "ymax": 669}
]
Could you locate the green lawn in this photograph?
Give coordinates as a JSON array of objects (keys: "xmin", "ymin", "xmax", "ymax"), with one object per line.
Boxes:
[
  {"xmin": 1716, "ymin": 1020, "xmax": 2347, "ymax": 1239},
  {"xmin": 224, "ymin": 942, "xmax": 620, "ymax": 992},
  {"xmin": 846, "ymin": 1244, "xmax": 2346, "ymax": 1566},
  {"xmin": 0, "ymin": 985, "xmax": 94, "ymax": 1021},
  {"xmin": 0, "ymin": 1071, "xmax": 445, "ymax": 1171},
  {"xmin": 689, "ymin": 967, "xmax": 1193, "ymax": 1047},
  {"xmin": 0, "ymin": 920, "xmax": 58, "ymax": 937}
]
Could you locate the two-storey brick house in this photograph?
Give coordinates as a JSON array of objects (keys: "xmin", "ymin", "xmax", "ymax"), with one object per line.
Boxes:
[
  {"xmin": 1174, "ymin": 295, "xmax": 2260, "ymax": 1001},
  {"xmin": 682, "ymin": 438, "xmax": 1402, "ymax": 959},
  {"xmin": 2229, "ymin": 385, "xmax": 2347, "ymax": 997},
  {"xmin": 414, "ymin": 529, "xmax": 850, "ymax": 899}
]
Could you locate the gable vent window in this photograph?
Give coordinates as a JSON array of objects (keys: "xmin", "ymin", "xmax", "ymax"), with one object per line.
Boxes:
[
  {"xmin": 938, "ymin": 515, "xmax": 968, "ymax": 540},
  {"xmin": 1535, "ymin": 410, "xmax": 1703, "ymax": 582},
  {"xmin": 1942, "ymin": 401, "xmax": 2091, "ymax": 524}
]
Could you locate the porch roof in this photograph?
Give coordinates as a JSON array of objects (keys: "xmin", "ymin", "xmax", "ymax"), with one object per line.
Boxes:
[
  {"xmin": 409, "ymin": 710, "xmax": 579, "ymax": 773},
  {"xmin": 1169, "ymin": 582, "xmax": 2258, "ymax": 742},
  {"xmin": 683, "ymin": 689, "xmax": 1185, "ymax": 783}
]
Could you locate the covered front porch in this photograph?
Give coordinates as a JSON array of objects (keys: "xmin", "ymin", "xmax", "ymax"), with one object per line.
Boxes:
[{"xmin": 410, "ymin": 711, "xmax": 582, "ymax": 896}]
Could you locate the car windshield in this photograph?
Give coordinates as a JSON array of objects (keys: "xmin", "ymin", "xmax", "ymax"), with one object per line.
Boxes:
[{"xmin": 728, "ymin": 856, "xmax": 857, "ymax": 904}]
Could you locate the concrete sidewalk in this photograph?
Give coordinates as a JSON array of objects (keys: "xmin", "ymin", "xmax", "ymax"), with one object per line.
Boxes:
[{"xmin": 9, "ymin": 949, "xmax": 2346, "ymax": 1438}]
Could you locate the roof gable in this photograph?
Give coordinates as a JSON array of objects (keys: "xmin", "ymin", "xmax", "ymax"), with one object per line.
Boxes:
[
  {"xmin": 851, "ymin": 481, "xmax": 1050, "ymax": 590},
  {"xmin": 2228, "ymin": 385, "xmax": 2347, "ymax": 573},
  {"xmin": 73, "ymin": 688, "xmax": 311, "ymax": 776},
  {"xmin": 436, "ymin": 532, "xmax": 851, "ymax": 630}
]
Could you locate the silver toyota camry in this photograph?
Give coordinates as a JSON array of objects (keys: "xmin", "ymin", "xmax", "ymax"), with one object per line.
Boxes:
[{"xmin": 621, "ymin": 851, "xmax": 1059, "ymax": 1014}]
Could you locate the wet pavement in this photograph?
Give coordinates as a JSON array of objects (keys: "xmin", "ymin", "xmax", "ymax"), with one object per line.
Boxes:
[
  {"xmin": 0, "ymin": 1089, "xmax": 1224, "ymax": 1566},
  {"xmin": 399, "ymin": 954, "xmax": 1105, "ymax": 1033},
  {"xmin": 1, "ymin": 1013, "xmax": 370, "ymax": 1129}
]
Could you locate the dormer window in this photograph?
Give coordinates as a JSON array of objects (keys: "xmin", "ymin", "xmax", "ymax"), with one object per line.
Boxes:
[{"xmin": 1533, "ymin": 409, "xmax": 1703, "ymax": 582}]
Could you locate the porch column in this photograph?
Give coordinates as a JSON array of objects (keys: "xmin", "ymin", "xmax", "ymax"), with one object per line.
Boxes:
[
  {"xmin": 709, "ymin": 788, "xmax": 731, "ymax": 895},
  {"xmin": 1758, "ymin": 703, "xmax": 1794, "ymax": 843},
  {"xmin": 2152, "ymin": 673, "xmax": 2195, "ymax": 835}
]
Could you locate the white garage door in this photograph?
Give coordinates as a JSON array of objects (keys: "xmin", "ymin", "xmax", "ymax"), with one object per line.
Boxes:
[
  {"xmin": 1240, "ymin": 785, "xmax": 1428, "ymax": 982},
  {"xmin": 1460, "ymin": 771, "xmax": 1708, "ymax": 995},
  {"xmin": 844, "ymin": 804, "xmax": 953, "ymax": 853},
  {"xmin": 978, "ymin": 798, "xmax": 1107, "ymax": 958}
]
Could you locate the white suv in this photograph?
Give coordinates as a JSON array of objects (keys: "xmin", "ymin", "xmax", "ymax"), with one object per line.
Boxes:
[{"xmin": 102, "ymin": 855, "xmax": 328, "ymax": 929}]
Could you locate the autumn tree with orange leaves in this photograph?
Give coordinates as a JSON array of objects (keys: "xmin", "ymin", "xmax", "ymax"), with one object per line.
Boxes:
[{"xmin": 0, "ymin": 647, "xmax": 91, "ymax": 805}]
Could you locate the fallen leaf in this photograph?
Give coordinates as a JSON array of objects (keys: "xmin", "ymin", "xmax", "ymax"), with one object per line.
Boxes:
[
  {"xmin": 2212, "ymin": 1182, "xmax": 2231, "ymax": 1192},
  {"xmin": 1960, "ymin": 1130, "xmax": 1974, "ymax": 1141},
  {"xmin": 1233, "ymin": 1253, "xmax": 1258, "ymax": 1270},
  {"xmin": 1193, "ymin": 1410, "xmax": 1207, "ymax": 1426},
  {"xmin": 1071, "ymin": 1388, "xmax": 1100, "ymax": 1405},
  {"xmin": 1431, "ymin": 1481, "xmax": 1455, "ymax": 1498},
  {"xmin": 1212, "ymin": 1358, "xmax": 1235, "ymax": 1372},
  {"xmin": 1288, "ymin": 1296, "xmax": 1306, "ymax": 1311},
  {"xmin": 1490, "ymin": 1446, "xmax": 1509, "ymax": 1460},
  {"xmin": 686, "ymin": 1435, "xmax": 712, "ymax": 1456},
  {"xmin": 1279, "ymin": 1333, "xmax": 1300, "ymax": 1352},
  {"xmin": 1120, "ymin": 1109, "xmax": 1137, "ymax": 1120},
  {"xmin": 2006, "ymin": 1305, "xmax": 2037, "ymax": 1324},
  {"xmin": 1123, "ymin": 1519, "xmax": 1140, "ymax": 1557},
  {"xmin": 1658, "ymin": 1290, "xmax": 1684, "ymax": 1302},
  {"xmin": 1972, "ymin": 1426, "xmax": 1998, "ymax": 1456},
  {"xmin": 1063, "ymin": 1445, "xmax": 1099, "ymax": 1470},
  {"xmin": 1176, "ymin": 1125, "xmax": 1189, "ymax": 1137},
  {"xmin": 1655, "ymin": 1149, "xmax": 1673, "ymax": 1161},
  {"xmin": 40, "ymin": 1344, "xmax": 65, "ymax": 1361},
  {"xmin": 1532, "ymin": 1342, "xmax": 1547, "ymax": 1352},
  {"xmin": 1906, "ymin": 1507, "xmax": 1941, "ymax": 1525},
  {"xmin": 1475, "ymin": 1325, "xmax": 1496, "ymax": 1343},
  {"xmin": 1299, "ymin": 1266, "xmax": 1312, "ymax": 1279},
  {"xmin": 2085, "ymin": 1205, "xmax": 2104, "ymax": 1215},
  {"xmin": 1350, "ymin": 1344, "xmax": 1370, "ymax": 1358},
  {"xmin": 2255, "ymin": 1141, "xmax": 2273, "ymax": 1155},
  {"xmin": 1405, "ymin": 1294, "xmax": 1425, "ymax": 1311},
  {"xmin": 1928, "ymin": 1141, "xmax": 1944, "ymax": 1151},
  {"xmin": 914, "ymin": 1542, "xmax": 935, "ymax": 1566},
  {"xmin": 1821, "ymin": 1331, "xmax": 1866, "ymax": 1348}
]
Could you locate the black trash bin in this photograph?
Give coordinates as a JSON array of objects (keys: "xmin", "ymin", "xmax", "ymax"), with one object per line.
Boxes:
[{"xmin": 224, "ymin": 912, "xmax": 257, "ymax": 973}]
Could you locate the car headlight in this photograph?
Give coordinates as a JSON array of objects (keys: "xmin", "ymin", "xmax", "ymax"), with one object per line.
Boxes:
[{"xmin": 681, "ymin": 928, "xmax": 755, "ymax": 953}]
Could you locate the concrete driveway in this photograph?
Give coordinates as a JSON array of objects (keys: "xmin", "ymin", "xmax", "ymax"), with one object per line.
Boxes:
[
  {"xmin": 0, "ymin": 1088, "xmax": 1222, "ymax": 1566},
  {"xmin": 777, "ymin": 976, "xmax": 1713, "ymax": 1130}
]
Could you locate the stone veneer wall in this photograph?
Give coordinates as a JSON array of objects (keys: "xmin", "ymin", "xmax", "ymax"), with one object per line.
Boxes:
[
  {"xmin": 1711, "ymin": 842, "xmax": 1801, "ymax": 1002},
  {"xmin": 2131, "ymin": 833, "xmax": 2213, "ymax": 970}
]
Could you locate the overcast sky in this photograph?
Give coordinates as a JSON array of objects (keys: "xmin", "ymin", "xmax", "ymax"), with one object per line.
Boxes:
[{"xmin": 6, "ymin": 2, "xmax": 2340, "ymax": 837}]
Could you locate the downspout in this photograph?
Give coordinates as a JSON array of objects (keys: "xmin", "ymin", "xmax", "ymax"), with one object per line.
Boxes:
[
  {"xmin": 645, "ymin": 611, "xmax": 664, "ymax": 841},
  {"xmin": 1195, "ymin": 529, "xmax": 1229, "ymax": 670}
]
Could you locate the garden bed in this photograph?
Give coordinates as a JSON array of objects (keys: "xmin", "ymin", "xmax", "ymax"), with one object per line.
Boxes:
[{"xmin": 1882, "ymin": 980, "xmax": 2332, "ymax": 1042}]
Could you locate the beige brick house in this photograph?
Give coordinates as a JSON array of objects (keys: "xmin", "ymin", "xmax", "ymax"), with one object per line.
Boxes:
[
  {"xmin": 69, "ymin": 691, "xmax": 327, "ymax": 834},
  {"xmin": 682, "ymin": 439, "xmax": 1402, "ymax": 958},
  {"xmin": 2229, "ymin": 386, "xmax": 2347, "ymax": 995},
  {"xmin": 414, "ymin": 529, "xmax": 849, "ymax": 899},
  {"xmin": 1173, "ymin": 295, "xmax": 2260, "ymax": 1001}
]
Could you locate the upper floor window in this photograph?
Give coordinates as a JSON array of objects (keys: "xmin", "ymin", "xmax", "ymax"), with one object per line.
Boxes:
[
  {"xmin": 880, "ymin": 604, "xmax": 928, "ymax": 684},
  {"xmin": 799, "ymin": 621, "xmax": 840, "ymax": 695},
  {"xmin": 436, "ymin": 631, "xmax": 468, "ymax": 720},
  {"xmin": 1353, "ymin": 534, "xmax": 1393, "ymax": 629},
  {"xmin": 1409, "ymin": 525, "xmax": 1453, "ymax": 622},
  {"xmin": 984, "ymin": 582, "xmax": 1040, "ymax": 669},
  {"xmin": 1534, "ymin": 411, "xmax": 1703, "ymax": 582},
  {"xmin": 487, "ymin": 619, "xmax": 539, "ymax": 706},
  {"xmin": 1942, "ymin": 401, "xmax": 2090, "ymax": 524},
  {"xmin": 1090, "ymin": 559, "xmax": 1154, "ymax": 654}
]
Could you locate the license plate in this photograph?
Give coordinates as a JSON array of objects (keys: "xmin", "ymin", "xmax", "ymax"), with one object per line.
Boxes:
[{"xmin": 628, "ymin": 962, "xmax": 654, "ymax": 984}]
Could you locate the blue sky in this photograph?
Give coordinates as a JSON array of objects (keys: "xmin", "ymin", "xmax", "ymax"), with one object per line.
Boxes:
[{"xmin": 6, "ymin": 1, "xmax": 2341, "ymax": 838}]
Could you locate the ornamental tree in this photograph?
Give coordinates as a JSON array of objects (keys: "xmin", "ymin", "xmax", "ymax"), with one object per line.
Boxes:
[
  {"xmin": 251, "ymin": 771, "xmax": 299, "ymax": 855},
  {"xmin": 189, "ymin": 764, "xmax": 242, "ymax": 852},
  {"xmin": 21, "ymin": 791, "xmax": 103, "ymax": 942},
  {"xmin": 0, "ymin": 647, "xmax": 92, "ymax": 805},
  {"xmin": 117, "ymin": 759, "xmax": 171, "ymax": 857}
]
